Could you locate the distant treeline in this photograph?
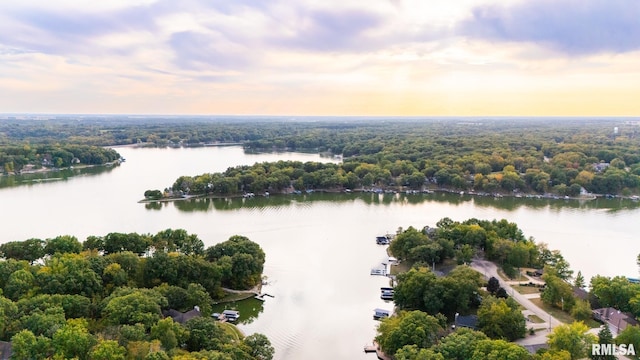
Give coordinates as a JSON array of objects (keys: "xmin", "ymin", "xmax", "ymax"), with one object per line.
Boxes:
[
  {"xmin": 3, "ymin": 117, "xmax": 640, "ymax": 194},
  {"xmin": 0, "ymin": 229, "xmax": 271, "ymax": 359}
]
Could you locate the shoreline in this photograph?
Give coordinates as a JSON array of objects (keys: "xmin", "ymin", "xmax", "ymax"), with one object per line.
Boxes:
[{"xmin": 139, "ymin": 186, "xmax": 635, "ymax": 205}]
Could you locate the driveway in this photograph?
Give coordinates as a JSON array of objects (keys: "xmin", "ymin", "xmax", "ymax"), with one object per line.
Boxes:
[{"xmin": 471, "ymin": 259, "xmax": 563, "ymax": 345}]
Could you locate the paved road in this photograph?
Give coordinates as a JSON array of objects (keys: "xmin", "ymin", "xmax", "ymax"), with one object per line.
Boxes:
[{"xmin": 471, "ymin": 259, "xmax": 563, "ymax": 345}]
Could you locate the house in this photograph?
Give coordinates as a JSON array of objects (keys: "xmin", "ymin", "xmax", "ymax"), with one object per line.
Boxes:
[
  {"xmin": 163, "ymin": 306, "xmax": 202, "ymax": 324},
  {"xmin": 374, "ymin": 308, "xmax": 391, "ymax": 320},
  {"xmin": 593, "ymin": 307, "xmax": 639, "ymax": 335}
]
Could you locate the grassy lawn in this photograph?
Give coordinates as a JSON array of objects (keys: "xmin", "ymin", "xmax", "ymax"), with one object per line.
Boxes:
[
  {"xmin": 219, "ymin": 322, "xmax": 245, "ymax": 341},
  {"xmin": 530, "ymin": 298, "xmax": 601, "ymax": 328},
  {"xmin": 497, "ymin": 268, "xmax": 528, "ymax": 282},
  {"xmin": 528, "ymin": 314, "xmax": 545, "ymax": 323},
  {"xmin": 216, "ymin": 292, "xmax": 255, "ymax": 303},
  {"xmin": 513, "ymin": 285, "xmax": 543, "ymax": 295}
]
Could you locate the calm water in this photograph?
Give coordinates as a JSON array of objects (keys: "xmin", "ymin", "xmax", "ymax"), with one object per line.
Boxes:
[{"xmin": 1, "ymin": 146, "xmax": 639, "ymax": 360}]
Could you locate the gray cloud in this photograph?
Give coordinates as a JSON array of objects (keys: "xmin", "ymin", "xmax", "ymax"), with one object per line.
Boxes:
[
  {"xmin": 459, "ymin": 0, "xmax": 640, "ymax": 55},
  {"xmin": 0, "ymin": 4, "xmax": 161, "ymax": 56},
  {"xmin": 169, "ymin": 31, "xmax": 252, "ymax": 72},
  {"xmin": 274, "ymin": 8, "xmax": 388, "ymax": 52}
]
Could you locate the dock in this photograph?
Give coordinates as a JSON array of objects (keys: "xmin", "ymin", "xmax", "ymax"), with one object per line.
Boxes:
[
  {"xmin": 363, "ymin": 341, "xmax": 391, "ymax": 360},
  {"xmin": 254, "ymin": 293, "xmax": 275, "ymax": 301}
]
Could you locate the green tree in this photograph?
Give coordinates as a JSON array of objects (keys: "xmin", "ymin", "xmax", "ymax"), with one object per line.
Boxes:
[
  {"xmin": 541, "ymin": 274, "xmax": 575, "ymax": 311},
  {"xmin": 19, "ymin": 306, "xmax": 66, "ymax": 338},
  {"xmin": 433, "ymin": 328, "xmax": 488, "ymax": 360},
  {"xmin": 574, "ymin": 271, "xmax": 585, "ymax": 288},
  {"xmin": 10, "ymin": 329, "xmax": 51, "ymax": 360},
  {"xmin": 90, "ymin": 340, "xmax": 127, "ymax": 360},
  {"xmin": 395, "ymin": 345, "xmax": 445, "ymax": 360},
  {"xmin": 590, "ymin": 325, "xmax": 615, "ymax": 360},
  {"xmin": 615, "ymin": 325, "xmax": 640, "ymax": 357},
  {"xmin": 0, "ymin": 239, "xmax": 45, "ymax": 263},
  {"xmin": 243, "ymin": 333, "xmax": 274, "ymax": 360},
  {"xmin": 44, "ymin": 235, "xmax": 82, "ymax": 255},
  {"xmin": 571, "ymin": 300, "xmax": 592, "ymax": 322},
  {"xmin": 52, "ymin": 318, "xmax": 96, "ymax": 360},
  {"xmin": 185, "ymin": 317, "xmax": 230, "ymax": 352},
  {"xmin": 547, "ymin": 322, "xmax": 597, "ymax": 360},
  {"xmin": 103, "ymin": 289, "xmax": 165, "ymax": 329},
  {"xmin": 470, "ymin": 339, "xmax": 531, "ymax": 360},
  {"xmin": 150, "ymin": 317, "xmax": 188, "ymax": 352},
  {"xmin": 376, "ymin": 310, "xmax": 443, "ymax": 355},
  {"xmin": 477, "ymin": 297, "xmax": 526, "ymax": 341},
  {"xmin": 4, "ymin": 269, "xmax": 35, "ymax": 300}
]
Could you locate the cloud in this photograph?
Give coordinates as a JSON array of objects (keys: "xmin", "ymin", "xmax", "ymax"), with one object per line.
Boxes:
[
  {"xmin": 169, "ymin": 31, "xmax": 252, "ymax": 71},
  {"xmin": 459, "ymin": 0, "xmax": 640, "ymax": 55},
  {"xmin": 0, "ymin": 4, "xmax": 160, "ymax": 56},
  {"xmin": 274, "ymin": 8, "xmax": 387, "ymax": 52}
]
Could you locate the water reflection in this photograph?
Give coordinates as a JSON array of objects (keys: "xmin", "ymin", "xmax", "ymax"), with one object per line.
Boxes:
[
  {"xmin": 0, "ymin": 165, "xmax": 119, "ymax": 189},
  {"xmin": 160, "ymin": 192, "xmax": 640, "ymax": 213}
]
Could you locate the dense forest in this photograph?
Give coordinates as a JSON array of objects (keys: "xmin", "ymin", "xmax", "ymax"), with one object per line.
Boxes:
[
  {"xmin": 0, "ymin": 229, "xmax": 272, "ymax": 360},
  {"xmin": 0, "ymin": 144, "xmax": 121, "ymax": 174},
  {"xmin": 3, "ymin": 117, "xmax": 640, "ymax": 194}
]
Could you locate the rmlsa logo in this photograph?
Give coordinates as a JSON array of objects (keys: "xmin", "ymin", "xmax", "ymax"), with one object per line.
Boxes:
[{"xmin": 592, "ymin": 344, "xmax": 636, "ymax": 356}]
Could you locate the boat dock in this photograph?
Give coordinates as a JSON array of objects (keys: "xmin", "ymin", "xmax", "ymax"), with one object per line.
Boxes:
[
  {"xmin": 363, "ymin": 341, "xmax": 391, "ymax": 360},
  {"xmin": 254, "ymin": 293, "xmax": 275, "ymax": 301}
]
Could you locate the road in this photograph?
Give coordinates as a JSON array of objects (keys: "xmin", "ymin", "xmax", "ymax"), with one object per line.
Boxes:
[{"xmin": 470, "ymin": 259, "xmax": 563, "ymax": 345}]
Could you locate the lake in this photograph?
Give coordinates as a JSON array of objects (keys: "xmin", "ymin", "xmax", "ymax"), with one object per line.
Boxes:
[{"xmin": 1, "ymin": 146, "xmax": 639, "ymax": 359}]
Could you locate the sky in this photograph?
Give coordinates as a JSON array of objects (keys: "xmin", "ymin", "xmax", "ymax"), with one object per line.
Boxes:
[{"xmin": 1, "ymin": 0, "xmax": 639, "ymax": 116}]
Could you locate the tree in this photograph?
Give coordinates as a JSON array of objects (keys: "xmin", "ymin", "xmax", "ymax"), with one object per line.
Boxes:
[
  {"xmin": 52, "ymin": 318, "xmax": 96, "ymax": 360},
  {"xmin": 243, "ymin": 333, "xmax": 274, "ymax": 360},
  {"xmin": 433, "ymin": 328, "xmax": 488, "ymax": 360},
  {"xmin": 541, "ymin": 274, "xmax": 575, "ymax": 311},
  {"xmin": 19, "ymin": 306, "xmax": 66, "ymax": 338},
  {"xmin": 591, "ymin": 325, "xmax": 615, "ymax": 360},
  {"xmin": 487, "ymin": 277, "xmax": 500, "ymax": 295},
  {"xmin": 574, "ymin": 271, "xmax": 585, "ymax": 288},
  {"xmin": 44, "ymin": 235, "xmax": 82, "ymax": 256},
  {"xmin": 4, "ymin": 269, "xmax": 35, "ymax": 300},
  {"xmin": 477, "ymin": 297, "xmax": 526, "ymax": 341},
  {"xmin": 615, "ymin": 325, "xmax": 640, "ymax": 356},
  {"xmin": 395, "ymin": 345, "xmax": 445, "ymax": 360},
  {"xmin": 376, "ymin": 310, "xmax": 443, "ymax": 355},
  {"xmin": 470, "ymin": 339, "xmax": 531, "ymax": 360},
  {"xmin": 547, "ymin": 322, "xmax": 597, "ymax": 360},
  {"xmin": 36, "ymin": 253, "xmax": 102, "ymax": 297},
  {"xmin": 150, "ymin": 318, "xmax": 188, "ymax": 352},
  {"xmin": 571, "ymin": 300, "xmax": 592, "ymax": 322},
  {"xmin": 0, "ymin": 239, "xmax": 45, "ymax": 263},
  {"xmin": 393, "ymin": 268, "xmax": 439, "ymax": 312},
  {"xmin": 10, "ymin": 329, "xmax": 51, "ymax": 360},
  {"xmin": 103, "ymin": 289, "xmax": 166, "ymax": 329},
  {"xmin": 90, "ymin": 340, "xmax": 127, "ymax": 360},
  {"xmin": 185, "ymin": 317, "xmax": 230, "ymax": 352}
]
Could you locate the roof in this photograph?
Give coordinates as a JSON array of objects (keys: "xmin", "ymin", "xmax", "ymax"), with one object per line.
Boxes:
[
  {"xmin": 455, "ymin": 315, "xmax": 478, "ymax": 329},
  {"xmin": 593, "ymin": 308, "xmax": 639, "ymax": 334},
  {"xmin": 0, "ymin": 341, "xmax": 12, "ymax": 360},
  {"xmin": 163, "ymin": 308, "xmax": 202, "ymax": 324},
  {"xmin": 374, "ymin": 308, "xmax": 391, "ymax": 314},
  {"xmin": 222, "ymin": 310, "xmax": 239, "ymax": 315},
  {"xmin": 572, "ymin": 286, "xmax": 589, "ymax": 301}
]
